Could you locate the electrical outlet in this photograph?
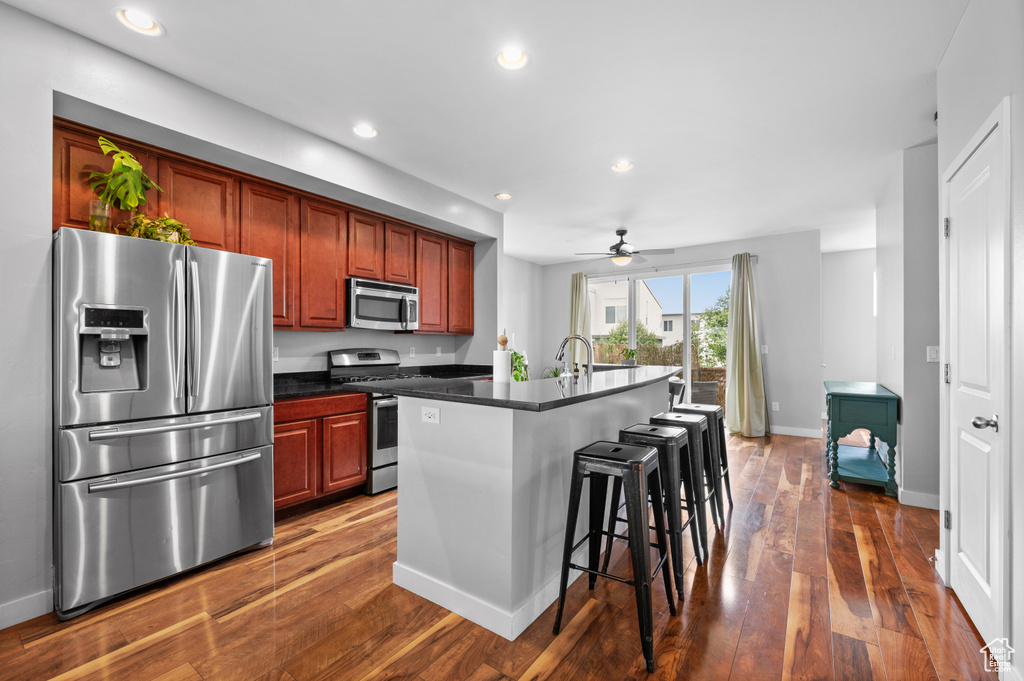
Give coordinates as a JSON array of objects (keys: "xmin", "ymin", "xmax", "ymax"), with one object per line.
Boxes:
[
  {"xmin": 761, "ymin": 345, "xmax": 768, "ymax": 354},
  {"xmin": 422, "ymin": 406, "xmax": 440, "ymax": 424},
  {"xmin": 272, "ymin": 347, "xmax": 279, "ymax": 362},
  {"xmin": 436, "ymin": 347, "xmax": 442, "ymax": 357},
  {"xmin": 771, "ymin": 402, "xmax": 780, "ymax": 412},
  {"xmin": 409, "ymin": 346, "xmax": 416, "ymax": 358}
]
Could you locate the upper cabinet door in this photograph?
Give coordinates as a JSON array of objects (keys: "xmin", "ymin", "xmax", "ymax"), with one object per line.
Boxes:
[
  {"xmin": 158, "ymin": 159, "xmax": 239, "ymax": 251},
  {"xmin": 240, "ymin": 182, "xmax": 299, "ymax": 328},
  {"xmin": 416, "ymin": 232, "xmax": 448, "ymax": 333},
  {"xmin": 384, "ymin": 222, "xmax": 416, "ymax": 285},
  {"xmin": 348, "ymin": 212, "xmax": 385, "ymax": 280},
  {"xmin": 448, "ymin": 241, "xmax": 474, "ymax": 335},
  {"xmin": 53, "ymin": 127, "xmax": 157, "ymax": 231},
  {"xmin": 300, "ymin": 198, "xmax": 348, "ymax": 329}
]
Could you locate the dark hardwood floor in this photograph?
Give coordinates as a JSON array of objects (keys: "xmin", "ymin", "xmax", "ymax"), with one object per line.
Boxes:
[{"xmin": 0, "ymin": 431, "xmax": 995, "ymax": 680}]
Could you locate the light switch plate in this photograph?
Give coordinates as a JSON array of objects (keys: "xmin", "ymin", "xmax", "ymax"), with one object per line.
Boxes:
[{"xmin": 926, "ymin": 346, "xmax": 940, "ymax": 362}]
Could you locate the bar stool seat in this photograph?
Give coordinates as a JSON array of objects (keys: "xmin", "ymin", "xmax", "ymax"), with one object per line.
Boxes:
[
  {"xmin": 603, "ymin": 423, "xmax": 708, "ymax": 598},
  {"xmin": 650, "ymin": 411, "xmax": 724, "ymax": 529},
  {"xmin": 553, "ymin": 440, "xmax": 675, "ymax": 673},
  {"xmin": 672, "ymin": 402, "xmax": 733, "ymax": 507}
]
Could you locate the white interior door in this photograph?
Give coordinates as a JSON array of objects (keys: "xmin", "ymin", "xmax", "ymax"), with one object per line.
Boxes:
[{"xmin": 945, "ymin": 101, "xmax": 1009, "ymax": 645}]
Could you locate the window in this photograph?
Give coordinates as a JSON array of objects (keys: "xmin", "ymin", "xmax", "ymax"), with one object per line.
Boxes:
[
  {"xmin": 605, "ymin": 306, "xmax": 615, "ymax": 324},
  {"xmin": 663, "ymin": 320, "xmax": 673, "ymax": 332}
]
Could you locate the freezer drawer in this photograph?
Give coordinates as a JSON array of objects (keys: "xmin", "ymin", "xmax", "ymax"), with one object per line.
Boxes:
[
  {"xmin": 55, "ymin": 445, "xmax": 274, "ymax": 617},
  {"xmin": 58, "ymin": 406, "xmax": 273, "ymax": 482}
]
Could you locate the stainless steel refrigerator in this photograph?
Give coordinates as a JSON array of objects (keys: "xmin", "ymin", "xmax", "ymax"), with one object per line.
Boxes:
[{"xmin": 52, "ymin": 227, "xmax": 275, "ymax": 619}]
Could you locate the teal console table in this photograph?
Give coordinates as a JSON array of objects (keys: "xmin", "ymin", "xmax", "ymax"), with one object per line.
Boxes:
[{"xmin": 824, "ymin": 381, "xmax": 898, "ymax": 497}]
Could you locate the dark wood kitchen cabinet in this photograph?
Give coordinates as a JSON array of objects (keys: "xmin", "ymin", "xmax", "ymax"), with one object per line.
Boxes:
[
  {"xmin": 273, "ymin": 393, "xmax": 368, "ymax": 510},
  {"xmin": 158, "ymin": 158, "xmax": 239, "ymax": 251},
  {"xmin": 447, "ymin": 240, "xmax": 474, "ymax": 335},
  {"xmin": 240, "ymin": 182, "xmax": 299, "ymax": 328},
  {"xmin": 384, "ymin": 222, "xmax": 416, "ymax": 285},
  {"xmin": 272, "ymin": 418, "xmax": 318, "ymax": 509},
  {"xmin": 299, "ymin": 198, "xmax": 348, "ymax": 329},
  {"xmin": 52, "ymin": 127, "xmax": 157, "ymax": 231},
  {"xmin": 348, "ymin": 212, "xmax": 385, "ymax": 280},
  {"xmin": 416, "ymin": 231, "xmax": 448, "ymax": 333}
]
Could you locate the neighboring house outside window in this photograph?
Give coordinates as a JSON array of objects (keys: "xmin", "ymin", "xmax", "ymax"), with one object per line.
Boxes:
[{"xmin": 663, "ymin": 320, "xmax": 673, "ymax": 332}]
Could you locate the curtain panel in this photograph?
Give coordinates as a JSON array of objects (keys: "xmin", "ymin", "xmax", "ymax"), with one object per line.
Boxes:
[
  {"xmin": 725, "ymin": 253, "xmax": 768, "ymax": 436},
  {"xmin": 569, "ymin": 273, "xmax": 591, "ymax": 367}
]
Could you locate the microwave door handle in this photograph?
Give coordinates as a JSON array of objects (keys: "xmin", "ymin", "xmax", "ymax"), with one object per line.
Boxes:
[
  {"xmin": 400, "ymin": 295, "xmax": 409, "ymax": 330},
  {"xmin": 174, "ymin": 259, "xmax": 186, "ymax": 399},
  {"xmin": 188, "ymin": 260, "xmax": 201, "ymax": 398}
]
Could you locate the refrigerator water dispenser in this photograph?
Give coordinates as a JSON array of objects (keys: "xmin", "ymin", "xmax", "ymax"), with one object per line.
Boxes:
[{"xmin": 79, "ymin": 305, "xmax": 149, "ymax": 393}]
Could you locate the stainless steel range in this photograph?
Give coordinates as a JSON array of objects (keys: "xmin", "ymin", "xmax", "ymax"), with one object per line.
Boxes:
[{"xmin": 328, "ymin": 348, "xmax": 426, "ymax": 494}]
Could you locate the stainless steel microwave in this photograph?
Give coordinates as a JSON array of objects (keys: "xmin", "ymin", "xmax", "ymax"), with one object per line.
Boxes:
[{"xmin": 346, "ymin": 278, "xmax": 419, "ymax": 331}]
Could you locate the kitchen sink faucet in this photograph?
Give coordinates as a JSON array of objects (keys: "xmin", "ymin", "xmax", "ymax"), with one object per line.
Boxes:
[{"xmin": 555, "ymin": 335, "xmax": 593, "ymax": 376}]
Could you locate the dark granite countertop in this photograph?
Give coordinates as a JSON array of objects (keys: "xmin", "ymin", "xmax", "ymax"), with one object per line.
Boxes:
[
  {"xmin": 273, "ymin": 364, "xmax": 492, "ymax": 400},
  {"xmin": 340, "ymin": 365, "xmax": 682, "ymax": 411}
]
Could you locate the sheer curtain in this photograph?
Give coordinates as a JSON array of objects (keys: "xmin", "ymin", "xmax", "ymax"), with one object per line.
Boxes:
[
  {"xmin": 725, "ymin": 253, "xmax": 768, "ymax": 436},
  {"xmin": 569, "ymin": 272, "xmax": 591, "ymax": 367}
]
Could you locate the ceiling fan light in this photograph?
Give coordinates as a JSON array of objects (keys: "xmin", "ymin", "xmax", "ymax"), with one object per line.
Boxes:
[{"xmin": 612, "ymin": 255, "xmax": 632, "ymax": 266}]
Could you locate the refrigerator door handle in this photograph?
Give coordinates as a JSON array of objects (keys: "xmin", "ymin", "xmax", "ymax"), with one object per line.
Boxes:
[
  {"xmin": 87, "ymin": 411, "xmax": 263, "ymax": 441},
  {"xmin": 188, "ymin": 260, "xmax": 202, "ymax": 398},
  {"xmin": 174, "ymin": 259, "xmax": 186, "ymax": 399},
  {"xmin": 87, "ymin": 451, "xmax": 262, "ymax": 492}
]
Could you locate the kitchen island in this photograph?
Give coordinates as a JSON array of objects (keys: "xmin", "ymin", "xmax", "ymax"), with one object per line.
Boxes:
[{"xmin": 344, "ymin": 365, "xmax": 681, "ymax": 639}]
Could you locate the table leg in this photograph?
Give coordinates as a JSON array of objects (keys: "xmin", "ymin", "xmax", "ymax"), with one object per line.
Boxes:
[
  {"xmin": 867, "ymin": 430, "xmax": 876, "ymax": 458},
  {"xmin": 829, "ymin": 438, "xmax": 841, "ymax": 490},
  {"xmin": 885, "ymin": 442, "xmax": 898, "ymax": 497}
]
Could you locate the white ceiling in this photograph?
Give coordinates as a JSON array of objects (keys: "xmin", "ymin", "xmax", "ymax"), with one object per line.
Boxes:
[{"xmin": 12, "ymin": 0, "xmax": 968, "ymax": 264}]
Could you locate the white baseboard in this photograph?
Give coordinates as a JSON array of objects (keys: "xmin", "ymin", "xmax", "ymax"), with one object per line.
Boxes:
[
  {"xmin": 771, "ymin": 425, "xmax": 824, "ymax": 439},
  {"xmin": 933, "ymin": 548, "xmax": 948, "ymax": 585},
  {"xmin": 898, "ymin": 488, "xmax": 940, "ymax": 510},
  {"xmin": 0, "ymin": 589, "xmax": 51, "ymax": 630},
  {"xmin": 1006, "ymin": 660, "xmax": 1023, "ymax": 681},
  {"xmin": 393, "ymin": 545, "xmax": 587, "ymax": 641}
]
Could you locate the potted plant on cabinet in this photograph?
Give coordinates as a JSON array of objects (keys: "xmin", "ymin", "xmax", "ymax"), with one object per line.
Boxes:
[
  {"xmin": 620, "ymin": 348, "xmax": 638, "ymax": 366},
  {"xmin": 88, "ymin": 137, "xmax": 195, "ymax": 244}
]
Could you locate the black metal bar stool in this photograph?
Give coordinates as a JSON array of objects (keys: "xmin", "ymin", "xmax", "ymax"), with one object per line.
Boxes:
[
  {"xmin": 668, "ymin": 376, "xmax": 686, "ymax": 411},
  {"xmin": 553, "ymin": 441, "xmax": 675, "ymax": 673},
  {"xmin": 672, "ymin": 402, "xmax": 734, "ymax": 506},
  {"xmin": 650, "ymin": 411, "xmax": 724, "ymax": 529},
  {"xmin": 601, "ymin": 424, "xmax": 707, "ymax": 599}
]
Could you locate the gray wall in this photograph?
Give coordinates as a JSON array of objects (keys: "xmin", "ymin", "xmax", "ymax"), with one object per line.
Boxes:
[
  {"xmin": 875, "ymin": 144, "xmax": 940, "ymax": 507},
  {"xmin": 821, "ymin": 249, "xmax": 877, "ymax": 406},
  {"xmin": 0, "ymin": 4, "xmax": 502, "ymax": 627},
  {"xmin": 500, "ymin": 255, "xmax": 546, "ymax": 370},
  {"xmin": 937, "ymin": 0, "xmax": 1024, "ymax": 668},
  {"xmin": 541, "ymin": 230, "xmax": 823, "ymax": 437}
]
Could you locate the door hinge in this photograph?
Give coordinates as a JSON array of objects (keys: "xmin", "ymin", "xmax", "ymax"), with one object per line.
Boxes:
[
  {"xmin": 943, "ymin": 217, "xmax": 950, "ymax": 238},
  {"xmin": 944, "ymin": 363, "xmax": 950, "ymax": 384},
  {"xmin": 944, "ymin": 510, "xmax": 952, "ymax": 530}
]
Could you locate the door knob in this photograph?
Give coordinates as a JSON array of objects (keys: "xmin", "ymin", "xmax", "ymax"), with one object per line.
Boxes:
[{"xmin": 971, "ymin": 415, "xmax": 999, "ymax": 432}]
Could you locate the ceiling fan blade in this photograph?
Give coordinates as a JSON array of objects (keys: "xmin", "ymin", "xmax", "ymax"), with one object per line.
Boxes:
[
  {"xmin": 636, "ymin": 248, "xmax": 675, "ymax": 255},
  {"xmin": 630, "ymin": 254, "xmax": 647, "ymax": 265},
  {"xmin": 574, "ymin": 251, "xmax": 614, "ymax": 256}
]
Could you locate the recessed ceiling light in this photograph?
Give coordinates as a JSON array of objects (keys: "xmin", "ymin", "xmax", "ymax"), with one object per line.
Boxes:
[
  {"xmin": 496, "ymin": 47, "xmax": 529, "ymax": 70},
  {"xmin": 611, "ymin": 160, "xmax": 634, "ymax": 172},
  {"xmin": 495, "ymin": 193, "xmax": 512, "ymax": 200},
  {"xmin": 353, "ymin": 124, "xmax": 378, "ymax": 138},
  {"xmin": 115, "ymin": 9, "xmax": 163, "ymax": 36}
]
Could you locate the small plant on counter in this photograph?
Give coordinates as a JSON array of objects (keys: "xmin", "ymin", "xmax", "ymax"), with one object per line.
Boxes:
[
  {"xmin": 511, "ymin": 350, "xmax": 529, "ymax": 382},
  {"xmin": 123, "ymin": 213, "xmax": 196, "ymax": 245},
  {"xmin": 541, "ymin": 365, "xmax": 564, "ymax": 379},
  {"xmin": 620, "ymin": 348, "xmax": 638, "ymax": 366}
]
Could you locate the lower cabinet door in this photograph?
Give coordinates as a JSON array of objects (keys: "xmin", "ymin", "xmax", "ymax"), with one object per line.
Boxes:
[
  {"xmin": 272, "ymin": 419, "xmax": 318, "ymax": 509},
  {"xmin": 322, "ymin": 412, "xmax": 368, "ymax": 494}
]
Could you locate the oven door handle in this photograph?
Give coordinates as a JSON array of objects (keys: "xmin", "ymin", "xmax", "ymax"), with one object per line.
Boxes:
[
  {"xmin": 87, "ymin": 451, "xmax": 262, "ymax": 492},
  {"xmin": 374, "ymin": 398, "xmax": 398, "ymax": 409}
]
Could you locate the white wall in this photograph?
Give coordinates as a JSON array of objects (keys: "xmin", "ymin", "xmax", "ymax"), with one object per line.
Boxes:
[
  {"xmin": 875, "ymin": 144, "xmax": 941, "ymax": 507},
  {"xmin": 0, "ymin": 4, "xmax": 503, "ymax": 628},
  {"xmin": 937, "ymin": 0, "xmax": 1024, "ymax": 669},
  {"xmin": 542, "ymin": 230, "xmax": 823, "ymax": 437},
  {"xmin": 821, "ymin": 249, "xmax": 877, "ymax": 401},
  {"xmin": 499, "ymin": 255, "xmax": 545, "ymax": 369}
]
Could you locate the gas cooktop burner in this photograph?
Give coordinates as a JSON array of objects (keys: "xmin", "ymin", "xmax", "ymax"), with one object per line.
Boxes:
[{"xmin": 333, "ymin": 373, "xmax": 430, "ymax": 384}]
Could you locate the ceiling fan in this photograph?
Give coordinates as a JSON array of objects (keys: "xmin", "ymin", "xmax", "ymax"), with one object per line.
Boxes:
[{"xmin": 575, "ymin": 229, "xmax": 675, "ymax": 266}]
